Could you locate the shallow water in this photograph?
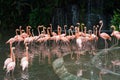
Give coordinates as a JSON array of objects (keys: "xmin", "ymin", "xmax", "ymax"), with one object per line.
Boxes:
[
  {"xmin": 0, "ymin": 32, "xmax": 120, "ymax": 80},
  {"xmin": 0, "ymin": 32, "xmax": 59, "ymax": 80}
]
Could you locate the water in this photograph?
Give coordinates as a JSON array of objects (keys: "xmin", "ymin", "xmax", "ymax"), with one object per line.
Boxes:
[
  {"xmin": 0, "ymin": 32, "xmax": 59, "ymax": 80},
  {"xmin": 0, "ymin": 32, "xmax": 120, "ymax": 80}
]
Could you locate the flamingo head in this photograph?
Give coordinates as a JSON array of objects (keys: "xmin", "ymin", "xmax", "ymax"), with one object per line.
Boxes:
[
  {"xmin": 111, "ymin": 25, "xmax": 116, "ymax": 31},
  {"xmin": 99, "ymin": 20, "xmax": 103, "ymax": 25}
]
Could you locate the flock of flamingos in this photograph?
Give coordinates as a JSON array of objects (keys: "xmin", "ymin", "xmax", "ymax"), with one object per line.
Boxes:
[{"xmin": 3, "ymin": 20, "xmax": 120, "ymax": 76}]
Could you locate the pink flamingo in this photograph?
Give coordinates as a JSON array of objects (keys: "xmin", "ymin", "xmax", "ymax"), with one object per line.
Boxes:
[
  {"xmin": 111, "ymin": 25, "xmax": 120, "ymax": 47},
  {"xmin": 6, "ymin": 47, "xmax": 16, "ymax": 75},
  {"xmin": 20, "ymin": 26, "xmax": 30, "ymax": 39},
  {"xmin": 6, "ymin": 37, "xmax": 16, "ymax": 44},
  {"xmin": 14, "ymin": 29, "xmax": 24, "ymax": 42},
  {"xmin": 75, "ymin": 27, "xmax": 83, "ymax": 60},
  {"xmin": 99, "ymin": 20, "xmax": 111, "ymax": 49}
]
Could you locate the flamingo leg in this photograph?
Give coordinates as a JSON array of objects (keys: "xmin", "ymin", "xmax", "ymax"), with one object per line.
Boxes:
[
  {"xmin": 104, "ymin": 39, "xmax": 108, "ymax": 67},
  {"xmin": 104, "ymin": 39, "xmax": 107, "ymax": 49},
  {"xmin": 48, "ymin": 53, "xmax": 51, "ymax": 64},
  {"xmin": 70, "ymin": 52, "xmax": 74, "ymax": 60},
  {"xmin": 39, "ymin": 52, "xmax": 41, "ymax": 63},
  {"xmin": 111, "ymin": 39, "xmax": 119, "ymax": 48},
  {"xmin": 99, "ymin": 72, "xmax": 103, "ymax": 80}
]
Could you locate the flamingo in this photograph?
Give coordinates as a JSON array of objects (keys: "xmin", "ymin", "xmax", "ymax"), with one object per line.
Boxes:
[
  {"xmin": 20, "ymin": 26, "xmax": 30, "ymax": 39},
  {"xmin": 24, "ymin": 28, "xmax": 34, "ymax": 44},
  {"xmin": 111, "ymin": 25, "xmax": 120, "ymax": 47},
  {"xmin": 20, "ymin": 44, "xmax": 29, "ymax": 71},
  {"xmin": 14, "ymin": 29, "xmax": 24, "ymax": 43},
  {"xmin": 6, "ymin": 37, "xmax": 16, "ymax": 44},
  {"xmin": 99, "ymin": 20, "xmax": 111, "ymax": 49},
  {"xmin": 37, "ymin": 25, "xmax": 43, "ymax": 36},
  {"xmin": 75, "ymin": 27, "xmax": 83, "ymax": 60},
  {"xmin": 3, "ymin": 43, "xmax": 13, "ymax": 70},
  {"xmin": 6, "ymin": 47, "xmax": 16, "ymax": 75}
]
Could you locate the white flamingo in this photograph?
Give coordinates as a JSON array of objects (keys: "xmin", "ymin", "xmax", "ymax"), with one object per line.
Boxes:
[
  {"xmin": 3, "ymin": 43, "xmax": 13, "ymax": 70},
  {"xmin": 6, "ymin": 47, "xmax": 16, "ymax": 75},
  {"xmin": 20, "ymin": 45, "xmax": 29, "ymax": 71}
]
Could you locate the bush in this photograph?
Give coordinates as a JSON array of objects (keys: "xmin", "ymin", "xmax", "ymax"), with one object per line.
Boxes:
[{"xmin": 111, "ymin": 9, "xmax": 120, "ymax": 31}]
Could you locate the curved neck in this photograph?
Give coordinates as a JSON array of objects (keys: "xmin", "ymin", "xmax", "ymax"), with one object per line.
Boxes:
[
  {"xmin": 84, "ymin": 27, "xmax": 87, "ymax": 35},
  {"xmin": 95, "ymin": 27, "xmax": 98, "ymax": 36},
  {"xmin": 11, "ymin": 47, "xmax": 15, "ymax": 62},
  {"xmin": 75, "ymin": 27, "xmax": 79, "ymax": 38},
  {"xmin": 68, "ymin": 29, "xmax": 71, "ymax": 36},
  {"xmin": 26, "ymin": 26, "xmax": 29, "ymax": 34},
  {"xmin": 19, "ymin": 26, "xmax": 22, "ymax": 35},
  {"xmin": 113, "ymin": 26, "xmax": 116, "ymax": 31},
  {"xmin": 70, "ymin": 29, "xmax": 73, "ymax": 35},
  {"xmin": 50, "ymin": 24, "xmax": 52, "ymax": 34},
  {"xmin": 57, "ymin": 26, "xmax": 61, "ymax": 35},
  {"xmin": 64, "ymin": 25, "xmax": 67, "ymax": 35},
  {"xmin": 93, "ymin": 26, "xmax": 95, "ymax": 35},
  {"xmin": 26, "ymin": 26, "xmax": 31, "ymax": 35},
  {"xmin": 16, "ymin": 29, "xmax": 19, "ymax": 35},
  {"xmin": 10, "ymin": 43, "xmax": 12, "ymax": 58},
  {"xmin": 99, "ymin": 23, "xmax": 103, "ymax": 36},
  {"xmin": 47, "ymin": 27, "xmax": 50, "ymax": 36},
  {"xmin": 12, "ymin": 50, "xmax": 15, "ymax": 62},
  {"xmin": 28, "ymin": 29, "xmax": 32, "ymax": 36},
  {"xmin": 25, "ymin": 46, "xmax": 29, "ymax": 61},
  {"xmin": 32, "ymin": 29, "xmax": 34, "ymax": 36},
  {"xmin": 43, "ymin": 27, "xmax": 46, "ymax": 34},
  {"xmin": 38, "ymin": 26, "xmax": 43, "ymax": 35}
]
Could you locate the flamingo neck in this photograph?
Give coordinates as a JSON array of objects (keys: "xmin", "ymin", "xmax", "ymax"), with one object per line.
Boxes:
[
  {"xmin": 84, "ymin": 27, "xmax": 87, "ymax": 36},
  {"xmin": 32, "ymin": 29, "xmax": 34, "ymax": 37},
  {"xmin": 25, "ymin": 46, "xmax": 29, "ymax": 61},
  {"xmin": 11, "ymin": 47, "xmax": 15, "ymax": 62},
  {"xmin": 50, "ymin": 24, "xmax": 52, "ymax": 34},
  {"xmin": 64, "ymin": 25, "xmax": 67, "ymax": 35},
  {"xmin": 10, "ymin": 43, "xmax": 12, "ymax": 58},
  {"xmin": 57, "ymin": 26, "xmax": 61, "ymax": 35},
  {"xmin": 37, "ymin": 26, "xmax": 41, "ymax": 35},
  {"xmin": 26, "ymin": 26, "xmax": 29, "ymax": 35},
  {"xmin": 95, "ymin": 27, "xmax": 98, "ymax": 36},
  {"xmin": 15, "ymin": 29, "xmax": 19, "ymax": 35},
  {"xmin": 99, "ymin": 23, "xmax": 103, "ymax": 36},
  {"xmin": 28, "ymin": 29, "xmax": 31, "ymax": 36},
  {"xmin": 47, "ymin": 28, "xmax": 50, "ymax": 36},
  {"xmin": 12, "ymin": 50, "xmax": 15, "ymax": 62},
  {"xmin": 19, "ymin": 26, "xmax": 22, "ymax": 35},
  {"xmin": 68, "ymin": 29, "xmax": 71, "ymax": 36},
  {"xmin": 75, "ymin": 27, "xmax": 79, "ymax": 38},
  {"xmin": 43, "ymin": 27, "xmax": 46, "ymax": 34}
]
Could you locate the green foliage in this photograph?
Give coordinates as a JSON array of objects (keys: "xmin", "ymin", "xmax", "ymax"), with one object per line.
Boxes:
[
  {"xmin": 111, "ymin": 9, "xmax": 120, "ymax": 31},
  {"xmin": 1, "ymin": 0, "xmax": 120, "ymax": 31},
  {"xmin": 29, "ymin": 7, "xmax": 53, "ymax": 28},
  {"xmin": 29, "ymin": 8, "xmax": 40, "ymax": 28}
]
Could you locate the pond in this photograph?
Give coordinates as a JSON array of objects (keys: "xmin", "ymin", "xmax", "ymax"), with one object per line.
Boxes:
[{"xmin": 0, "ymin": 31, "xmax": 120, "ymax": 80}]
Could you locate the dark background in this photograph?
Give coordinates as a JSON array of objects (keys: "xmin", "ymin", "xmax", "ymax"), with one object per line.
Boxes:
[{"xmin": 1, "ymin": 0, "xmax": 120, "ymax": 33}]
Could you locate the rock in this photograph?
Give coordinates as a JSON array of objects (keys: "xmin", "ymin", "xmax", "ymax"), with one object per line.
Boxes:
[{"xmin": 52, "ymin": 57, "xmax": 89, "ymax": 80}]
